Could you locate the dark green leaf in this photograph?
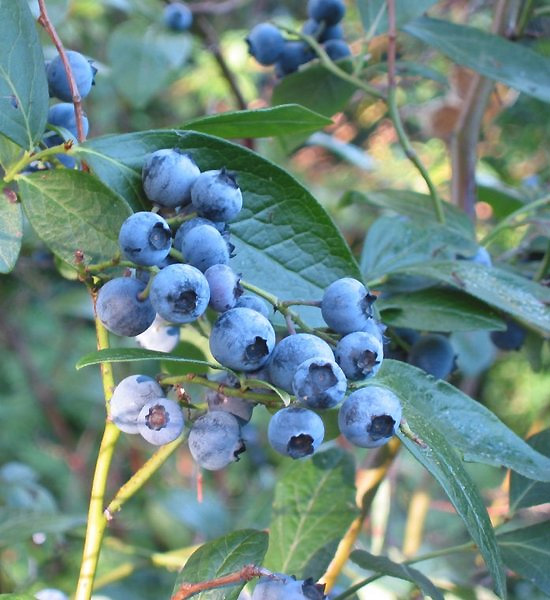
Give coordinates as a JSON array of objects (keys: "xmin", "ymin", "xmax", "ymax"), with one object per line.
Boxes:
[
  {"xmin": 0, "ymin": 193, "xmax": 23, "ymax": 273},
  {"xmin": 360, "ymin": 215, "xmax": 476, "ymax": 280},
  {"xmin": 350, "ymin": 550, "xmax": 444, "ymax": 600},
  {"xmin": 376, "ymin": 360, "xmax": 550, "ymax": 481},
  {"xmin": 0, "ymin": 510, "xmax": 85, "ymax": 546},
  {"xmin": 171, "ymin": 529, "xmax": 268, "ymax": 600},
  {"xmin": 451, "ymin": 330, "xmax": 497, "ymax": 377},
  {"xmin": 378, "ymin": 288, "xmax": 505, "ymax": 332},
  {"xmin": 498, "ymin": 521, "xmax": 550, "ymax": 595},
  {"xmin": 107, "ymin": 20, "xmax": 192, "ymax": 108},
  {"xmin": 404, "ymin": 17, "xmax": 550, "ymax": 103},
  {"xmin": 395, "ymin": 420, "xmax": 506, "ymax": 599},
  {"xmin": 342, "ymin": 189, "xmax": 475, "ymax": 240},
  {"xmin": 182, "ymin": 104, "xmax": 332, "ymax": 138},
  {"xmin": 264, "ymin": 448, "xmax": 357, "ymax": 580},
  {"xmin": 358, "ymin": 0, "xmax": 439, "ymax": 35},
  {"xmin": 510, "ymin": 430, "xmax": 550, "ymax": 511},
  {"xmin": 27, "ymin": 0, "xmax": 70, "ymax": 25},
  {"xmin": 390, "ymin": 261, "xmax": 550, "ymax": 336},
  {"xmin": 0, "ymin": 595, "xmax": 37, "ymax": 599},
  {"xmin": 0, "ymin": 0, "xmax": 49, "ymax": 148},
  {"xmin": 18, "ymin": 170, "xmax": 132, "ymax": 267},
  {"xmin": 76, "ymin": 131, "xmax": 361, "ymax": 326}
]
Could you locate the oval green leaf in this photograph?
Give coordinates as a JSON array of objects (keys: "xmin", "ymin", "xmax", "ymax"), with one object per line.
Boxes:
[{"xmin": 0, "ymin": 192, "xmax": 23, "ymax": 273}]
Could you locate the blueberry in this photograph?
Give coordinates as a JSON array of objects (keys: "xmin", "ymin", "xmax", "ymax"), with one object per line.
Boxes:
[
  {"xmin": 110, "ymin": 374, "xmax": 164, "ymax": 434},
  {"xmin": 307, "ymin": 0, "xmax": 346, "ymax": 25},
  {"xmin": 163, "ymin": 1, "xmax": 193, "ymax": 31},
  {"xmin": 361, "ymin": 318, "xmax": 386, "ymax": 343},
  {"xmin": 118, "ymin": 212, "xmax": 172, "ymax": 266},
  {"xmin": 137, "ymin": 398, "xmax": 184, "ymax": 445},
  {"xmin": 191, "ymin": 168, "xmax": 243, "ymax": 222},
  {"xmin": 268, "ymin": 407, "xmax": 325, "ymax": 459},
  {"xmin": 188, "ymin": 411, "xmax": 246, "ymax": 470},
  {"xmin": 292, "ymin": 357, "xmax": 347, "ymax": 409},
  {"xmin": 177, "ymin": 223, "xmax": 231, "ymax": 272},
  {"xmin": 268, "ymin": 333, "xmax": 334, "ymax": 393},
  {"xmin": 490, "ymin": 319, "xmax": 527, "ymax": 351},
  {"xmin": 135, "ymin": 314, "xmax": 180, "ymax": 352},
  {"xmin": 275, "ymin": 41, "xmax": 314, "ymax": 77},
  {"xmin": 35, "ymin": 589, "xmax": 69, "ymax": 600},
  {"xmin": 251, "ymin": 573, "xmax": 304, "ymax": 599},
  {"xmin": 150, "ymin": 263, "xmax": 210, "ymax": 324},
  {"xmin": 246, "ymin": 23, "xmax": 285, "ymax": 66},
  {"xmin": 302, "ymin": 19, "xmax": 344, "ymax": 42},
  {"xmin": 338, "ymin": 386, "xmax": 402, "ymax": 448},
  {"xmin": 335, "ymin": 331, "xmax": 383, "ymax": 380},
  {"xmin": 323, "ymin": 39, "xmax": 351, "ymax": 60},
  {"xmin": 235, "ymin": 294, "xmax": 270, "ymax": 319},
  {"xmin": 409, "ymin": 334, "xmax": 456, "ymax": 379},
  {"xmin": 96, "ymin": 277, "xmax": 156, "ymax": 337},
  {"xmin": 46, "ymin": 51, "xmax": 95, "ymax": 102},
  {"xmin": 209, "ymin": 307, "xmax": 276, "ymax": 371},
  {"xmin": 471, "ymin": 246, "xmax": 492, "ymax": 267},
  {"xmin": 204, "ymin": 264, "xmax": 243, "ymax": 312},
  {"xmin": 206, "ymin": 372, "xmax": 254, "ymax": 424},
  {"xmin": 321, "ymin": 278, "xmax": 376, "ymax": 334},
  {"xmin": 47, "ymin": 103, "xmax": 90, "ymax": 141},
  {"xmin": 142, "ymin": 149, "xmax": 200, "ymax": 208}
]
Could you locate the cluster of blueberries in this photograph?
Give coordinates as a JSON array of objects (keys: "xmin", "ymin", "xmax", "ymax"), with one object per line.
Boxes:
[
  {"xmin": 246, "ymin": 0, "xmax": 351, "ymax": 77},
  {"xmin": 93, "ymin": 146, "xmax": 403, "ymax": 470}
]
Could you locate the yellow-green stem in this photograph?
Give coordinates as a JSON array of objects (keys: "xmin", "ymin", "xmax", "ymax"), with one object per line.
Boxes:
[{"xmin": 3, "ymin": 143, "xmax": 70, "ymax": 182}]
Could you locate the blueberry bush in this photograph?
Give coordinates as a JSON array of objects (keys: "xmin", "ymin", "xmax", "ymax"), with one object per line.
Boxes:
[{"xmin": 1, "ymin": 1, "xmax": 550, "ymax": 599}]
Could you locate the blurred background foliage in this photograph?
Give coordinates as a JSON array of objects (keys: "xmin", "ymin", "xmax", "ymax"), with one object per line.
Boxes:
[{"xmin": 1, "ymin": 0, "xmax": 550, "ymax": 598}]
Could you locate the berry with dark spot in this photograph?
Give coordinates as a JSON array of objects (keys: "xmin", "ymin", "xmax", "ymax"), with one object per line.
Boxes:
[
  {"xmin": 335, "ymin": 331, "xmax": 383, "ymax": 380},
  {"xmin": 268, "ymin": 407, "xmax": 325, "ymax": 459},
  {"xmin": 110, "ymin": 374, "xmax": 164, "ymax": 434},
  {"xmin": 118, "ymin": 211, "xmax": 172, "ymax": 266},
  {"xmin": 321, "ymin": 277, "xmax": 376, "ymax": 334},
  {"xmin": 292, "ymin": 357, "xmax": 347, "ymax": 409},
  {"xmin": 137, "ymin": 398, "xmax": 184, "ymax": 445}
]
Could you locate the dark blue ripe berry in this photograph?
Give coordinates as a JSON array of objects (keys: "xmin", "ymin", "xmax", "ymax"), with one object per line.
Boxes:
[
  {"xmin": 275, "ymin": 41, "xmax": 314, "ymax": 76},
  {"xmin": 204, "ymin": 264, "xmax": 243, "ymax": 312},
  {"xmin": 292, "ymin": 357, "xmax": 347, "ymax": 409},
  {"xmin": 338, "ymin": 386, "xmax": 402, "ymax": 448},
  {"xmin": 307, "ymin": 0, "xmax": 346, "ymax": 26},
  {"xmin": 246, "ymin": 23, "xmax": 285, "ymax": 66},
  {"xmin": 409, "ymin": 334, "xmax": 456, "ymax": 379},
  {"xmin": 176, "ymin": 223, "xmax": 231, "ymax": 272},
  {"xmin": 137, "ymin": 398, "xmax": 184, "ymax": 445},
  {"xmin": 150, "ymin": 263, "xmax": 210, "ymax": 324},
  {"xmin": 335, "ymin": 331, "xmax": 383, "ymax": 380},
  {"xmin": 302, "ymin": 19, "xmax": 344, "ymax": 42},
  {"xmin": 321, "ymin": 277, "xmax": 376, "ymax": 334},
  {"xmin": 191, "ymin": 169, "xmax": 243, "ymax": 222},
  {"xmin": 96, "ymin": 277, "xmax": 155, "ymax": 337},
  {"xmin": 251, "ymin": 573, "xmax": 305, "ymax": 599},
  {"xmin": 235, "ymin": 294, "xmax": 270, "ymax": 318},
  {"xmin": 118, "ymin": 212, "xmax": 172, "ymax": 266},
  {"xmin": 46, "ymin": 103, "xmax": 90, "ymax": 142},
  {"xmin": 323, "ymin": 39, "xmax": 351, "ymax": 60},
  {"xmin": 47, "ymin": 51, "xmax": 96, "ymax": 102},
  {"xmin": 268, "ymin": 407, "xmax": 325, "ymax": 459},
  {"xmin": 490, "ymin": 319, "xmax": 527, "ymax": 351},
  {"xmin": 163, "ymin": 1, "xmax": 193, "ymax": 31}
]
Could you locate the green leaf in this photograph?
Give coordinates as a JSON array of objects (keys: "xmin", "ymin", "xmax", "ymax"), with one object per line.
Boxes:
[
  {"xmin": 0, "ymin": 0, "xmax": 49, "ymax": 148},
  {"xmin": 17, "ymin": 170, "xmax": 132, "ymax": 267},
  {"xmin": 27, "ymin": 0, "xmax": 70, "ymax": 25},
  {"xmin": 378, "ymin": 288, "xmax": 505, "ymax": 332},
  {"xmin": 477, "ymin": 184, "xmax": 525, "ymax": 220},
  {"xmin": 350, "ymin": 550, "xmax": 444, "ymax": 600},
  {"xmin": 0, "ymin": 595, "xmax": 37, "ymax": 599},
  {"xmin": 390, "ymin": 261, "xmax": 550, "ymax": 336},
  {"xmin": 342, "ymin": 189, "xmax": 475, "ymax": 240},
  {"xmin": 403, "ymin": 17, "xmax": 550, "ymax": 103},
  {"xmin": 0, "ymin": 192, "xmax": 23, "ymax": 273},
  {"xmin": 376, "ymin": 360, "xmax": 550, "ymax": 481},
  {"xmin": 395, "ymin": 421, "xmax": 506, "ymax": 599},
  {"xmin": 358, "ymin": 0, "xmax": 439, "ymax": 35},
  {"xmin": 182, "ymin": 104, "xmax": 332, "ymax": 138},
  {"xmin": 498, "ymin": 521, "xmax": 550, "ymax": 595},
  {"xmin": 171, "ymin": 529, "xmax": 268, "ymax": 600},
  {"xmin": 272, "ymin": 62, "xmax": 357, "ymax": 118},
  {"xmin": 510, "ymin": 430, "xmax": 550, "ymax": 511},
  {"xmin": 107, "ymin": 20, "xmax": 192, "ymax": 109},
  {"xmin": 360, "ymin": 215, "xmax": 476, "ymax": 280},
  {"xmin": 0, "ymin": 510, "xmax": 85, "ymax": 546},
  {"xmin": 76, "ymin": 130, "xmax": 361, "ymax": 326},
  {"xmin": 264, "ymin": 448, "xmax": 357, "ymax": 580}
]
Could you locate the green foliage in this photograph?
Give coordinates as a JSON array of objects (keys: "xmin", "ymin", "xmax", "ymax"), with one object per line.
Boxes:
[{"xmin": 0, "ymin": 196, "xmax": 22, "ymax": 273}]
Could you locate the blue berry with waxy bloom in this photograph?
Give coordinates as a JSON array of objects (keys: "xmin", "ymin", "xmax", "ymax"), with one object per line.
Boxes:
[
  {"xmin": 268, "ymin": 333, "xmax": 334, "ymax": 393},
  {"xmin": 335, "ymin": 331, "xmax": 383, "ymax": 380},
  {"xmin": 35, "ymin": 589, "xmax": 69, "ymax": 600},
  {"xmin": 135, "ymin": 314, "xmax": 180, "ymax": 352},
  {"xmin": 47, "ymin": 103, "xmax": 89, "ymax": 142},
  {"xmin": 323, "ymin": 39, "xmax": 351, "ymax": 61},
  {"xmin": 142, "ymin": 148, "xmax": 200, "ymax": 208},
  {"xmin": 174, "ymin": 217, "xmax": 226, "ymax": 250},
  {"xmin": 246, "ymin": 22, "xmax": 285, "ymax": 66},
  {"xmin": 137, "ymin": 397, "xmax": 184, "ymax": 445},
  {"xmin": 338, "ymin": 386, "xmax": 402, "ymax": 448},
  {"xmin": 191, "ymin": 168, "xmax": 243, "ymax": 222},
  {"xmin": 321, "ymin": 277, "xmax": 376, "ymax": 334},
  {"xmin": 177, "ymin": 223, "xmax": 231, "ymax": 272},
  {"xmin": 188, "ymin": 411, "xmax": 246, "ymax": 470},
  {"xmin": 409, "ymin": 334, "xmax": 456, "ymax": 379},
  {"xmin": 275, "ymin": 41, "xmax": 314, "ymax": 77},
  {"xmin": 235, "ymin": 294, "xmax": 270, "ymax": 319},
  {"xmin": 302, "ymin": 19, "xmax": 344, "ymax": 42},
  {"xmin": 46, "ymin": 50, "xmax": 96, "ymax": 102},
  {"xmin": 490, "ymin": 319, "xmax": 527, "ymax": 351},
  {"xmin": 110, "ymin": 374, "xmax": 164, "ymax": 434},
  {"xmin": 150, "ymin": 263, "xmax": 210, "ymax": 324},
  {"xmin": 96, "ymin": 277, "xmax": 155, "ymax": 337},
  {"xmin": 163, "ymin": 1, "xmax": 193, "ymax": 31},
  {"xmin": 292, "ymin": 357, "xmax": 347, "ymax": 409},
  {"xmin": 268, "ymin": 407, "xmax": 325, "ymax": 459},
  {"xmin": 209, "ymin": 307, "xmax": 276, "ymax": 371},
  {"xmin": 204, "ymin": 264, "xmax": 243, "ymax": 312},
  {"xmin": 206, "ymin": 372, "xmax": 254, "ymax": 424},
  {"xmin": 251, "ymin": 573, "xmax": 309, "ymax": 599},
  {"xmin": 361, "ymin": 318, "xmax": 386, "ymax": 343},
  {"xmin": 118, "ymin": 212, "xmax": 172, "ymax": 266},
  {"xmin": 307, "ymin": 0, "xmax": 346, "ymax": 25}
]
